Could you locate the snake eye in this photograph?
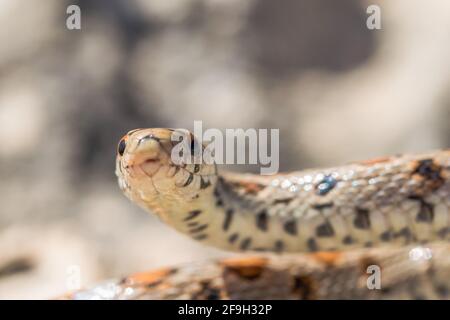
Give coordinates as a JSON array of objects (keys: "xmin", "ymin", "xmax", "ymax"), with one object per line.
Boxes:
[{"xmin": 118, "ymin": 139, "xmax": 126, "ymax": 156}]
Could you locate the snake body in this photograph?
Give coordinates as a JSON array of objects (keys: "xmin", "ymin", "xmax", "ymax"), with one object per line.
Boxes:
[{"xmin": 115, "ymin": 128, "xmax": 450, "ymax": 253}]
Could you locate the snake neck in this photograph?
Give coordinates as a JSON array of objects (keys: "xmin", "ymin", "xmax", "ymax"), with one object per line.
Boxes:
[{"xmin": 166, "ymin": 173, "xmax": 283, "ymax": 252}]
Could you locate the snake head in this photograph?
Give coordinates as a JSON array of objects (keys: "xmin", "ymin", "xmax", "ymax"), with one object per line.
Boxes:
[{"xmin": 115, "ymin": 128, "xmax": 217, "ymax": 221}]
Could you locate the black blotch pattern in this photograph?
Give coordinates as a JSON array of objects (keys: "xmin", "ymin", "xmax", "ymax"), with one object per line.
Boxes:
[
  {"xmin": 194, "ymin": 234, "xmax": 208, "ymax": 241},
  {"xmin": 240, "ymin": 237, "xmax": 252, "ymax": 250},
  {"xmin": 316, "ymin": 220, "xmax": 335, "ymax": 237},
  {"xmin": 273, "ymin": 198, "xmax": 293, "ymax": 205},
  {"xmin": 342, "ymin": 235, "xmax": 354, "ymax": 244},
  {"xmin": 200, "ymin": 177, "xmax": 211, "ymax": 189},
  {"xmin": 312, "ymin": 202, "xmax": 334, "ymax": 210},
  {"xmin": 307, "ymin": 238, "xmax": 318, "ymax": 252},
  {"xmin": 214, "ymin": 187, "xmax": 224, "ymax": 207},
  {"xmin": 408, "ymin": 196, "xmax": 435, "ymax": 223},
  {"xmin": 283, "ymin": 219, "xmax": 298, "ymax": 235},
  {"xmin": 228, "ymin": 233, "xmax": 239, "ymax": 244},
  {"xmin": 193, "ymin": 164, "xmax": 200, "ymax": 173},
  {"xmin": 438, "ymin": 227, "xmax": 449, "ymax": 239},
  {"xmin": 353, "ymin": 208, "xmax": 371, "ymax": 229},
  {"xmin": 223, "ymin": 208, "xmax": 234, "ymax": 231},
  {"xmin": 394, "ymin": 227, "xmax": 412, "ymax": 241},
  {"xmin": 184, "ymin": 210, "xmax": 202, "ymax": 221},
  {"xmin": 274, "ymin": 240, "xmax": 284, "ymax": 253},
  {"xmin": 189, "ymin": 224, "xmax": 208, "ymax": 233},
  {"xmin": 256, "ymin": 210, "xmax": 269, "ymax": 231},
  {"xmin": 414, "ymin": 159, "xmax": 442, "ymax": 181},
  {"xmin": 379, "ymin": 231, "xmax": 392, "ymax": 242},
  {"xmin": 183, "ymin": 173, "xmax": 194, "ymax": 187},
  {"xmin": 187, "ymin": 222, "xmax": 199, "ymax": 227}
]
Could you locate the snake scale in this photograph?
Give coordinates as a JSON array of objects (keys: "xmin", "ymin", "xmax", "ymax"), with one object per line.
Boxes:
[{"xmin": 115, "ymin": 128, "xmax": 450, "ymax": 254}]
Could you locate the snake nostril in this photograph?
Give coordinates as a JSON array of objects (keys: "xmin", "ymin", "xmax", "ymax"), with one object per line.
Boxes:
[{"xmin": 118, "ymin": 138, "xmax": 127, "ymax": 156}]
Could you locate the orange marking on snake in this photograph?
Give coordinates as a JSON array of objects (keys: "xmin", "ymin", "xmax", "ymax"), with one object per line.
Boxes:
[
  {"xmin": 221, "ymin": 256, "xmax": 268, "ymax": 279},
  {"xmin": 310, "ymin": 252, "xmax": 343, "ymax": 266},
  {"xmin": 125, "ymin": 267, "xmax": 176, "ymax": 286}
]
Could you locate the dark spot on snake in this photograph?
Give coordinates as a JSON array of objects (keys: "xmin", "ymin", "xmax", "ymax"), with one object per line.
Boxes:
[
  {"xmin": 187, "ymin": 222, "xmax": 199, "ymax": 227},
  {"xmin": 316, "ymin": 220, "xmax": 335, "ymax": 237},
  {"xmin": 193, "ymin": 234, "xmax": 208, "ymax": 241},
  {"xmin": 379, "ymin": 231, "xmax": 392, "ymax": 242},
  {"xmin": 240, "ymin": 237, "xmax": 252, "ymax": 250},
  {"xmin": 192, "ymin": 194, "xmax": 200, "ymax": 199},
  {"xmin": 183, "ymin": 173, "xmax": 194, "ymax": 187},
  {"xmin": 273, "ymin": 198, "xmax": 293, "ymax": 205},
  {"xmin": 413, "ymin": 159, "xmax": 442, "ymax": 181},
  {"xmin": 117, "ymin": 138, "xmax": 126, "ymax": 156},
  {"xmin": 223, "ymin": 208, "xmax": 234, "ymax": 231},
  {"xmin": 228, "ymin": 233, "xmax": 239, "ymax": 244},
  {"xmin": 364, "ymin": 241, "xmax": 373, "ymax": 248},
  {"xmin": 274, "ymin": 240, "xmax": 284, "ymax": 253},
  {"xmin": 312, "ymin": 202, "xmax": 334, "ymax": 210},
  {"xmin": 394, "ymin": 227, "xmax": 412, "ymax": 241},
  {"xmin": 184, "ymin": 210, "xmax": 202, "ymax": 221},
  {"xmin": 408, "ymin": 195, "xmax": 434, "ymax": 223},
  {"xmin": 353, "ymin": 208, "xmax": 371, "ymax": 229},
  {"xmin": 342, "ymin": 235, "xmax": 354, "ymax": 244},
  {"xmin": 193, "ymin": 164, "xmax": 200, "ymax": 173},
  {"xmin": 438, "ymin": 227, "xmax": 449, "ymax": 239},
  {"xmin": 307, "ymin": 238, "xmax": 318, "ymax": 252},
  {"xmin": 316, "ymin": 175, "xmax": 337, "ymax": 196},
  {"xmin": 200, "ymin": 177, "xmax": 211, "ymax": 189},
  {"xmin": 256, "ymin": 210, "xmax": 269, "ymax": 231},
  {"xmin": 283, "ymin": 219, "xmax": 298, "ymax": 235},
  {"xmin": 189, "ymin": 223, "xmax": 208, "ymax": 233},
  {"xmin": 214, "ymin": 187, "xmax": 224, "ymax": 206}
]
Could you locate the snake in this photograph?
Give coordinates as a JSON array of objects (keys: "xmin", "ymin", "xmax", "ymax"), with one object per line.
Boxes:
[{"xmin": 115, "ymin": 128, "xmax": 450, "ymax": 254}]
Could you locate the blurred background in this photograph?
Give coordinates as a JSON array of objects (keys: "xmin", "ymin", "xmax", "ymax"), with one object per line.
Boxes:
[{"xmin": 0, "ymin": 0, "xmax": 449, "ymax": 299}]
